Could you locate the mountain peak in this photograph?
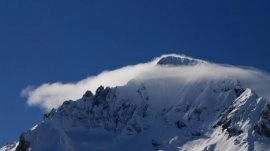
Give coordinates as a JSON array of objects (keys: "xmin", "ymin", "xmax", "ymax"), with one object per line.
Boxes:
[
  {"xmin": 156, "ymin": 54, "xmax": 207, "ymax": 66},
  {"xmin": 5, "ymin": 53, "xmax": 270, "ymax": 151}
]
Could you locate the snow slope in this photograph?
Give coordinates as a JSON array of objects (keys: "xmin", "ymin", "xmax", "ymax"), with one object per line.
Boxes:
[
  {"xmin": 0, "ymin": 142, "xmax": 18, "ymax": 151},
  {"xmin": 4, "ymin": 55, "xmax": 270, "ymax": 151}
]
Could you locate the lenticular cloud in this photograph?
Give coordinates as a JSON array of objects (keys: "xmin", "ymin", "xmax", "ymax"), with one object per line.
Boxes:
[{"xmin": 21, "ymin": 54, "xmax": 270, "ymax": 111}]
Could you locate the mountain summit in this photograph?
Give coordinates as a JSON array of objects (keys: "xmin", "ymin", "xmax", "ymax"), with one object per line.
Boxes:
[
  {"xmin": 2, "ymin": 54, "xmax": 270, "ymax": 151},
  {"xmin": 156, "ymin": 54, "xmax": 207, "ymax": 66}
]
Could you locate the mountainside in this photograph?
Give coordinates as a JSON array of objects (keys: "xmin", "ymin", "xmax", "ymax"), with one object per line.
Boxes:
[{"xmin": 2, "ymin": 55, "xmax": 270, "ymax": 151}]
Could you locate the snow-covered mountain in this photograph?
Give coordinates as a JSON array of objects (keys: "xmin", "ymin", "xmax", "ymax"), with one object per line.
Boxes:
[{"xmin": 2, "ymin": 54, "xmax": 270, "ymax": 151}]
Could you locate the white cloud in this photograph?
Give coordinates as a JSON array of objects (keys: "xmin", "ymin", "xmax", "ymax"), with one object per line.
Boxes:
[
  {"xmin": 21, "ymin": 54, "xmax": 270, "ymax": 111},
  {"xmin": 21, "ymin": 60, "xmax": 157, "ymax": 111}
]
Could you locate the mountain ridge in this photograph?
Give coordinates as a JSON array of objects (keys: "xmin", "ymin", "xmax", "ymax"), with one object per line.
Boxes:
[{"xmin": 2, "ymin": 54, "xmax": 270, "ymax": 151}]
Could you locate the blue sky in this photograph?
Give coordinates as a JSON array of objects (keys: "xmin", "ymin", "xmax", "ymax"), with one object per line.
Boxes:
[{"xmin": 0, "ymin": 0, "xmax": 270, "ymax": 145}]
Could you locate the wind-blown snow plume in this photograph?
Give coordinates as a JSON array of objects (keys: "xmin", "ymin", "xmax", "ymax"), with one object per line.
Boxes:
[
  {"xmin": 21, "ymin": 61, "xmax": 156, "ymax": 111},
  {"xmin": 21, "ymin": 54, "xmax": 270, "ymax": 111}
]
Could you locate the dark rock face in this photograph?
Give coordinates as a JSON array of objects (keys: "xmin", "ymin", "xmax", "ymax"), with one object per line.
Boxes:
[
  {"xmin": 151, "ymin": 139, "xmax": 162, "ymax": 150},
  {"xmin": 83, "ymin": 90, "xmax": 93, "ymax": 98},
  {"xmin": 157, "ymin": 56, "xmax": 204, "ymax": 66},
  {"xmin": 175, "ymin": 120, "xmax": 187, "ymax": 129},
  {"xmin": 43, "ymin": 108, "xmax": 57, "ymax": 121},
  {"xmin": 254, "ymin": 104, "xmax": 270, "ymax": 137},
  {"xmin": 191, "ymin": 131, "xmax": 202, "ymax": 137},
  {"xmin": 15, "ymin": 133, "xmax": 30, "ymax": 151},
  {"xmin": 234, "ymin": 88, "xmax": 245, "ymax": 97},
  {"xmin": 227, "ymin": 127, "xmax": 243, "ymax": 137}
]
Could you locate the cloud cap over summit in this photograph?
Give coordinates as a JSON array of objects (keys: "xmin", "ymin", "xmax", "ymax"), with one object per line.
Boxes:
[{"xmin": 21, "ymin": 54, "xmax": 270, "ymax": 111}]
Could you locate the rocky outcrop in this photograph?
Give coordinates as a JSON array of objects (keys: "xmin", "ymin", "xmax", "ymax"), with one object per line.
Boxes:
[
  {"xmin": 157, "ymin": 55, "xmax": 206, "ymax": 66},
  {"xmin": 15, "ymin": 133, "xmax": 30, "ymax": 151},
  {"xmin": 213, "ymin": 89, "xmax": 266, "ymax": 138},
  {"xmin": 254, "ymin": 104, "xmax": 270, "ymax": 137}
]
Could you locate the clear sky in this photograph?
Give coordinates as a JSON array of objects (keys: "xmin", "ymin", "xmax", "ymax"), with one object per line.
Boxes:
[{"xmin": 0, "ymin": 0, "xmax": 270, "ymax": 145}]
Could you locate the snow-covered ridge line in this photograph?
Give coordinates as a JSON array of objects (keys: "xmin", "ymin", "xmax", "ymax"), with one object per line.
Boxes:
[
  {"xmin": 13, "ymin": 77, "xmax": 270, "ymax": 151},
  {"xmin": 3, "ymin": 54, "xmax": 270, "ymax": 150}
]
